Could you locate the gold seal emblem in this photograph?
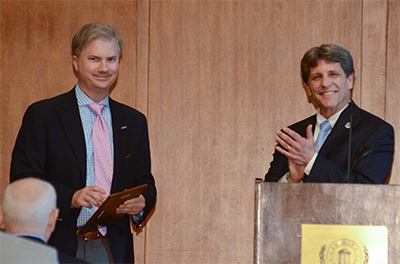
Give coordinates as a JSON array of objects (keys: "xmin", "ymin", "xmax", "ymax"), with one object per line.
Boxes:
[{"xmin": 319, "ymin": 239, "xmax": 369, "ymax": 264}]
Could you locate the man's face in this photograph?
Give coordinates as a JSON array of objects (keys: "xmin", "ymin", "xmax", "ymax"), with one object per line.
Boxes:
[
  {"xmin": 305, "ymin": 59, "xmax": 353, "ymax": 119},
  {"xmin": 72, "ymin": 38, "xmax": 119, "ymax": 101}
]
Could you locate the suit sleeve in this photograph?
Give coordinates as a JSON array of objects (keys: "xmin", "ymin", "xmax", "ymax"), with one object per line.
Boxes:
[
  {"xmin": 133, "ymin": 117, "xmax": 156, "ymax": 226},
  {"xmin": 10, "ymin": 105, "xmax": 48, "ymax": 181},
  {"xmin": 10, "ymin": 104, "xmax": 78, "ymax": 223},
  {"xmin": 306, "ymin": 122, "xmax": 394, "ymax": 183},
  {"xmin": 264, "ymin": 149, "xmax": 289, "ymax": 182}
]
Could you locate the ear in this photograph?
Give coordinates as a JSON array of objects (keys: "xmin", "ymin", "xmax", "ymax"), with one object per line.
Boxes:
[
  {"xmin": 303, "ymin": 81, "xmax": 312, "ymax": 96},
  {"xmin": 72, "ymin": 55, "xmax": 79, "ymax": 72},
  {"xmin": 347, "ymin": 73, "xmax": 354, "ymax": 91},
  {"xmin": 48, "ymin": 208, "xmax": 59, "ymax": 234}
]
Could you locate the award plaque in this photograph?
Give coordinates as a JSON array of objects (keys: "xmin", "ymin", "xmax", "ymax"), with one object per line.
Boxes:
[
  {"xmin": 77, "ymin": 184, "xmax": 148, "ymax": 235},
  {"xmin": 301, "ymin": 224, "xmax": 388, "ymax": 264}
]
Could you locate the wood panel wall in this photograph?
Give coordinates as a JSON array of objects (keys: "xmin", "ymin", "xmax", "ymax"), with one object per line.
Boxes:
[{"xmin": 1, "ymin": 0, "xmax": 399, "ymax": 263}]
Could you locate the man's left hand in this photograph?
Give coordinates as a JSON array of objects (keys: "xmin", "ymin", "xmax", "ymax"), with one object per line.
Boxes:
[{"xmin": 116, "ymin": 194, "xmax": 145, "ymax": 215}]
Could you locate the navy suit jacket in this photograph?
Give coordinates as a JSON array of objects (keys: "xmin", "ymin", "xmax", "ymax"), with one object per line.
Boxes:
[
  {"xmin": 265, "ymin": 102, "xmax": 394, "ymax": 183},
  {"xmin": 10, "ymin": 88, "xmax": 157, "ymax": 263}
]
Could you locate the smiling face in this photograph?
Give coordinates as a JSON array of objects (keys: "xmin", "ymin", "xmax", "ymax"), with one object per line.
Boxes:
[
  {"xmin": 305, "ymin": 59, "xmax": 353, "ymax": 119},
  {"xmin": 72, "ymin": 38, "xmax": 120, "ymax": 102}
]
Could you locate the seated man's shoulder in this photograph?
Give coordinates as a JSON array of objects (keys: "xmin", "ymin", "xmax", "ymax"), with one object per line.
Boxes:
[{"xmin": 0, "ymin": 232, "xmax": 59, "ymax": 263}]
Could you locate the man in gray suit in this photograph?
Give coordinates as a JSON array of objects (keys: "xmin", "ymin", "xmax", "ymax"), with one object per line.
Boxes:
[
  {"xmin": 0, "ymin": 178, "xmax": 59, "ymax": 263},
  {"xmin": 0, "ymin": 177, "xmax": 85, "ymax": 263}
]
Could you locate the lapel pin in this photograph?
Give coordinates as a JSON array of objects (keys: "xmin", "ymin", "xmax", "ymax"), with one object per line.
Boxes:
[
  {"xmin": 345, "ymin": 122, "xmax": 351, "ymax": 129},
  {"xmin": 121, "ymin": 126, "xmax": 127, "ymax": 130}
]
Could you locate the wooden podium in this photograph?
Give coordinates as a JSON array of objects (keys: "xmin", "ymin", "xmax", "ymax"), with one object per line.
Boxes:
[{"xmin": 254, "ymin": 182, "xmax": 400, "ymax": 263}]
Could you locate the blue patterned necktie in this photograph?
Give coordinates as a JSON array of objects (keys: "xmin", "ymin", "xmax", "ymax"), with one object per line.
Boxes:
[{"xmin": 315, "ymin": 121, "xmax": 332, "ymax": 151}]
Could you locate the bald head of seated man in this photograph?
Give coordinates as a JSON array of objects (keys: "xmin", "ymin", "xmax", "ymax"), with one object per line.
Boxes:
[
  {"xmin": 1, "ymin": 177, "xmax": 59, "ymax": 242},
  {"xmin": 0, "ymin": 177, "xmax": 86, "ymax": 263}
]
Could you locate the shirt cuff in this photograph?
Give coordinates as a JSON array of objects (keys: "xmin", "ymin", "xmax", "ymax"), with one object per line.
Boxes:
[
  {"xmin": 131, "ymin": 210, "xmax": 144, "ymax": 225},
  {"xmin": 279, "ymin": 172, "xmax": 290, "ymax": 182},
  {"xmin": 304, "ymin": 153, "xmax": 318, "ymax": 175}
]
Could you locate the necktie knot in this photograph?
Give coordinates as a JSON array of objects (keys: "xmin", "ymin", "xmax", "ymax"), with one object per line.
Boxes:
[
  {"xmin": 320, "ymin": 120, "xmax": 331, "ymax": 132},
  {"xmin": 87, "ymin": 104, "xmax": 105, "ymax": 116}
]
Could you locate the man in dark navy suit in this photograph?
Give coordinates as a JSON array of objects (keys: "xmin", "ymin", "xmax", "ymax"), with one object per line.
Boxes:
[
  {"xmin": 10, "ymin": 23, "xmax": 156, "ymax": 263},
  {"xmin": 1, "ymin": 177, "xmax": 85, "ymax": 263},
  {"xmin": 265, "ymin": 44, "xmax": 394, "ymax": 183}
]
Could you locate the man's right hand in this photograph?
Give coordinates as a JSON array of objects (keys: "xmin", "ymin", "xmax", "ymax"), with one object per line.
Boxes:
[
  {"xmin": 71, "ymin": 186, "xmax": 108, "ymax": 209},
  {"xmin": 276, "ymin": 124, "xmax": 315, "ymax": 182}
]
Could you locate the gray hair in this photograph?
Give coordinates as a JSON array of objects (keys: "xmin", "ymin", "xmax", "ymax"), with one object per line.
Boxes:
[{"xmin": 2, "ymin": 178, "xmax": 57, "ymax": 232}]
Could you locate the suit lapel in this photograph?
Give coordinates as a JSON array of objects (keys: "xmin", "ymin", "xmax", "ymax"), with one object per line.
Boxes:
[
  {"xmin": 58, "ymin": 89, "xmax": 87, "ymax": 184},
  {"xmin": 109, "ymin": 98, "xmax": 129, "ymax": 192},
  {"xmin": 57, "ymin": 92, "xmax": 130, "ymax": 191},
  {"xmin": 319, "ymin": 103, "xmax": 361, "ymax": 157}
]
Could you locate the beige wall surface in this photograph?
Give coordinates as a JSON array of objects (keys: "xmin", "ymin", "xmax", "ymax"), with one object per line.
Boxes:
[{"xmin": 1, "ymin": 0, "xmax": 399, "ymax": 263}]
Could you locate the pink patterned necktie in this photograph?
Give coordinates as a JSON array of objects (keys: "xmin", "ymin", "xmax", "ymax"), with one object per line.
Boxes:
[{"xmin": 87, "ymin": 103, "xmax": 113, "ymax": 236}]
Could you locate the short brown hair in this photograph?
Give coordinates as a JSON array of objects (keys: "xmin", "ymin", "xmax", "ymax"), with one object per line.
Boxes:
[
  {"xmin": 71, "ymin": 22, "xmax": 123, "ymax": 57},
  {"xmin": 301, "ymin": 44, "xmax": 354, "ymax": 85}
]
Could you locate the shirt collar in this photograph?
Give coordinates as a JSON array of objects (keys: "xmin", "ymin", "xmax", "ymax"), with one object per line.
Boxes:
[
  {"xmin": 316, "ymin": 103, "xmax": 349, "ymax": 128},
  {"xmin": 13, "ymin": 233, "xmax": 46, "ymax": 243},
  {"xmin": 75, "ymin": 84, "xmax": 110, "ymax": 108}
]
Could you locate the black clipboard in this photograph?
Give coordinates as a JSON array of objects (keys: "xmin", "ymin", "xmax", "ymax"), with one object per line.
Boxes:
[{"xmin": 77, "ymin": 184, "xmax": 148, "ymax": 235}]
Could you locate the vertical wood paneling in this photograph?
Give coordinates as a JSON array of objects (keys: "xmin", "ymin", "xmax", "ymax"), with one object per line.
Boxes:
[
  {"xmin": 145, "ymin": 1, "xmax": 364, "ymax": 263},
  {"xmin": 1, "ymin": 0, "xmax": 399, "ymax": 263},
  {"xmin": 0, "ymin": 1, "xmax": 3, "ymax": 198},
  {"xmin": 386, "ymin": 0, "xmax": 400, "ymax": 184},
  {"xmin": 133, "ymin": 0, "xmax": 150, "ymax": 262},
  {"xmin": 360, "ymin": 0, "xmax": 388, "ymax": 118}
]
